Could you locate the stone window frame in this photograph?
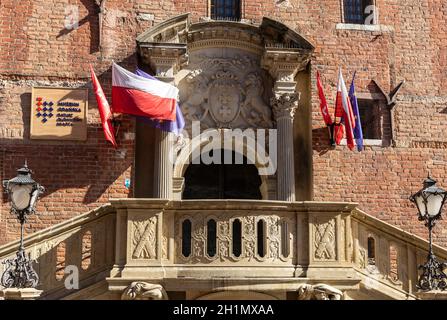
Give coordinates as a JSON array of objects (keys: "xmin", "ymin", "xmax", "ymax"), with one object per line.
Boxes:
[
  {"xmin": 341, "ymin": 0, "xmax": 377, "ymax": 25},
  {"xmin": 339, "ymin": 92, "xmax": 392, "ymax": 148},
  {"xmin": 337, "ymin": 0, "xmax": 394, "ymax": 32}
]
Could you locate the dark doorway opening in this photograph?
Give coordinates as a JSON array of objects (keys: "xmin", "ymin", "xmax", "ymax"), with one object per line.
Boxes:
[{"xmin": 182, "ymin": 150, "xmax": 262, "ymax": 200}]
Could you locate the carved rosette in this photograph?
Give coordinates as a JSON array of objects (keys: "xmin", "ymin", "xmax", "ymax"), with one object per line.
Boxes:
[
  {"xmin": 131, "ymin": 216, "xmax": 157, "ymax": 260},
  {"xmin": 271, "ymin": 92, "xmax": 299, "ymax": 121}
]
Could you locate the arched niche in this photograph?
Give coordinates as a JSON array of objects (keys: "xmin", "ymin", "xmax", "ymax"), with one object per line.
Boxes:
[
  {"xmin": 135, "ymin": 14, "xmax": 314, "ymax": 200},
  {"xmin": 182, "ymin": 149, "xmax": 264, "ymax": 200},
  {"xmin": 172, "ymin": 129, "xmax": 274, "ymax": 200}
]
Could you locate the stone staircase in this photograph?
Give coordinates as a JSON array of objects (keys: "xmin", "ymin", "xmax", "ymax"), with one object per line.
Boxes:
[{"xmin": 0, "ymin": 200, "xmax": 444, "ymax": 300}]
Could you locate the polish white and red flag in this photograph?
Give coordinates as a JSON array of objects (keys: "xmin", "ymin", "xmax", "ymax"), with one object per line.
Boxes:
[
  {"xmin": 334, "ymin": 68, "xmax": 356, "ymax": 150},
  {"xmin": 112, "ymin": 62, "xmax": 178, "ymax": 121}
]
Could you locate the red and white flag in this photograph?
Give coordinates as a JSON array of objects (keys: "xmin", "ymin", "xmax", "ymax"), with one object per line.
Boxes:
[
  {"xmin": 112, "ymin": 62, "xmax": 178, "ymax": 121},
  {"xmin": 90, "ymin": 65, "xmax": 117, "ymax": 148},
  {"xmin": 335, "ymin": 68, "xmax": 356, "ymax": 150}
]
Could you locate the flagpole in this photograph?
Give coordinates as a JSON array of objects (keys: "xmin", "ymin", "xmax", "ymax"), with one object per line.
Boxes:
[
  {"xmin": 333, "ymin": 67, "xmax": 341, "ymax": 147},
  {"xmin": 329, "ymin": 123, "xmax": 335, "ymax": 147},
  {"xmin": 316, "ymin": 70, "xmax": 336, "ymax": 147},
  {"xmin": 110, "ymin": 61, "xmax": 121, "ymax": 139}
]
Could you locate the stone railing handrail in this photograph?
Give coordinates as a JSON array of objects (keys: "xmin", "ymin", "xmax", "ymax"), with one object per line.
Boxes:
[
  {"xmin": 0, "ymin": 204, "xmax": 116, "ymax": 298},
  {"xmin": 110, "ymin": 198, "xmax": 357, "ymax": 212},
  {"xmin": 0, "ymin": 204, "xmax": 115, "ymax": 259},
  {"xmin": 0, "ymin": 199, "xmax": 444, "ymax": 299},
  {"xmin": 352, "ymin": 208, "xmax": 447, "ymax": 259}
]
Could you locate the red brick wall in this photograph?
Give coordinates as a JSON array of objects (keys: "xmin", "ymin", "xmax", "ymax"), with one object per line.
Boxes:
[{"xmin": 1, "ymin": 0, "xmax": 447, "ymax": 247}]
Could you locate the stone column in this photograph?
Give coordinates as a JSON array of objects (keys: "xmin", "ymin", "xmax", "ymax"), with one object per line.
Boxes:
[
  {"xmin": 152, "ymin": 61, "xmax": 176, "ymax": 199},
  {"xmin": 138, "ymin": 44, "xmax": 187, "ymax": 199},
  {"xmin": 271, "ymin": 93, "xmax": 299, "ymax": 201},
  {"xmin": 153, "ymin": 129, "xmax": 174, "ymax": 198},
  {"xmin": 262, "ymin": 48, "xmax": 311, "ymax": 201}
]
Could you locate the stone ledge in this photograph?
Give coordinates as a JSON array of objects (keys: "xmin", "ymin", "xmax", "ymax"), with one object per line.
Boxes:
[
  {"xmin": 339, "ymin": 138, "xmax": 385, "ymax": 147},
  {"xmin": 0, "ymin": 288, "xmax": 43, "ymax": 300},
  {"xmin": 416, "ymin": 291, "xmax": 447, "ymax": 300},
  {"xmin": 336, "ymin": 23, "xmax": 394, "ymax": 33}
]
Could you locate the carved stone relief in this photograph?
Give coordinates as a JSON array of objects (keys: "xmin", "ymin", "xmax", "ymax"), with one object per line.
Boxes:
[
  {"xmin": 162, "ymin": 216, "xmax": 169, "ymax": 260},
  {"xmin": 178, "ymin": 53, "xmax": 274, "ymax": 132},
  {"xmin": 176, "ymin": 212, "xmax": 294, "ymax": 264},
  {"xmin": 340, "ymin": 218, "xmax": 346, "ymax": 262},
  {"xmin": 266, "ymin": 216, "xmax": 281, "ymax": 261},
  {"xmin": 218, "ymin": 220, "xmax": 231, "ymax": 261},
  {"xmin": 314, "ymin": 218, "xmax": 336, "ymax": 261},
  {"xmin": 297, "ymin": 284, "xmax": 343, "ymax": 300},
  {"xmin": 192, "ymin": 219, "xmax": 206, "ymax": 261},
  {"xmin": 359, "ymin": 248, "xmax": 367, "ymax": 269},
  {"xmin": 121, "ymin": 282, "xmax": 168, "ymax": 300},
  {"xmin": 131, "ymin": 216, "xmax": 157, "ymax": 260},
  {"xmin": 243, "ymin": 216, "xmax": 256, "ymax": 261}
]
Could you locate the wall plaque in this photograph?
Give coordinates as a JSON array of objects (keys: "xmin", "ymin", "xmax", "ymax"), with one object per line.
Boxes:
[{"xmin": 30, "ymin": 87, "xmax": 88, "ymax": 141}]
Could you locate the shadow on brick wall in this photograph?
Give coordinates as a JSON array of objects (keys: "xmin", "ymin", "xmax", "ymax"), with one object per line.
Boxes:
[
  {"xmin": 1, "ymin": 56, "xmax": 141, "ymax": 207},
  {"xmin": 312, "ymin": 127, "xmax": 335, "ymax": 156},
  {"xmin": 56, "ymin": 0, "xmax": 100, "ymax": 54}
]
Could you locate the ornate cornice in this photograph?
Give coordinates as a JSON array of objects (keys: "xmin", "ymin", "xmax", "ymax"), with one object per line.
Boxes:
[
  {"xmin": 137, "ymin": 14, "xmax": 315, "ymax": 71},
  {"xmin": 261, "ymin": 48, "xmax": 312, "ymax": 79},
  {"xmin": 138, "ymin": 43, "xmax": 188, "ymax": 79},
  {"xmin": 136, "ymin": 13, "xmax": 190, "ymax": 44}
]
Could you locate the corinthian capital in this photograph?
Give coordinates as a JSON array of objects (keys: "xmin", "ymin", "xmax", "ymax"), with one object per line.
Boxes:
[{"xmin": 271, "ymin": 92, "xmax": 300, "ymax": 121}]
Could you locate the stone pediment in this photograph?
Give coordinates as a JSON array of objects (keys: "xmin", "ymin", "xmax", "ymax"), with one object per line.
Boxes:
[
  {"xmin": 137, "ymin": 14, "xmax": 315, "ymax": 54},
  {"xmin": 137, "ymin": 14, "xmax": 315, "ymax": 131},
  {"xmin": 136, "ymin": 12, "xmax": 191, "ymax": 44},
  {"xmin": 259, "ymin": 17, "xmax": 314, "ymax": 50}
]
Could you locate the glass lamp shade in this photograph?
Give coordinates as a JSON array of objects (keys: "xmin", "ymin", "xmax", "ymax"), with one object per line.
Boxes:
[
  {"xmin": 413, "ymin": 193, "xmax": 426, "ymax": 217},
  {"xmin": 9, "ymin": 184, "xmax": 33, "ymax": 210},
  {"xmin": 411, "ymin": 177, "xmax": 447, "ymax": 219},
  {"xmin": 424, "ymin": 189, "xmax": 447, "ymax": 218}
]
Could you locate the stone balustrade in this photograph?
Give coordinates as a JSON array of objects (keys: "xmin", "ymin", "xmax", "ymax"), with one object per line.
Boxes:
[
  {"xmin": 0, "ymin": 205, "xmax": 116, "ymax": 299},
  {"xmin": 1, "ymin": 199, "xmax": 446, "ymax": 299}
]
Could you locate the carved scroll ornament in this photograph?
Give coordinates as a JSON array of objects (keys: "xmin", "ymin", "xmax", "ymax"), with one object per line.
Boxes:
[
  {"xmin": 297, "ymin": 284, "xmax": 343, "ymax": 300},
  {"xmin": 121, "ymin": 282, "xmax": 168, "ymax": 300}
]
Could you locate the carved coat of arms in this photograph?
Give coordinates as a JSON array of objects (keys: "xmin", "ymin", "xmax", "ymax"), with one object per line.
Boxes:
[
  {"xmin": 179, "ymin": 54, "xmax": 274, "ymax": 131},
  {"xmin": 208, "ymin": 71, "xmax": 242, "ymax": 127}
]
